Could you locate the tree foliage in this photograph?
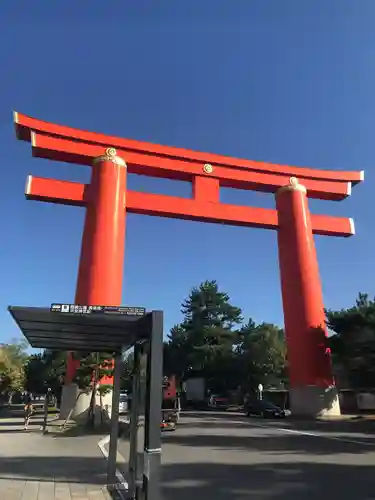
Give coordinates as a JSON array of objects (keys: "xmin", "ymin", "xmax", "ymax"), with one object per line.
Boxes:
[
  {"xmin": 326, "ymin": 293, "xmax": 375, "ymax": 388},
  {"xmin": 25, "ymin": 350, "xmax": 66, "ymax": 397},
  {"xmin": 164, "ymin": 280, "xmax": 287, "ymax": 394},
  {"xmin": 235, "ymin": 320, "xmax": 287, "ymax": 391},
  {"xmin": 73, "ymin": 351, "xmax": 115, "ymax": 427},
  {"xmin": 164, "ymin": 280, "xmax": 242, "ymax": 385},
  {"xmin": 73, "ymin": 352, "xmax": 114, "ymax": 392},
  {"xmin": 0, "ymin": 340, "xmax": 28, "ymax": 394}
]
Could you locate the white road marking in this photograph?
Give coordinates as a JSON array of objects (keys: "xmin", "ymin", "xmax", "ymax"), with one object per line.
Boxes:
[{"xmin": 247, "ymin": 421, "xmax": 375, "ymax": 447}]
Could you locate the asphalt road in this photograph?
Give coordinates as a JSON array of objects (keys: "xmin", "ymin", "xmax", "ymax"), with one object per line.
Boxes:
[{"xmin": 118, "ymin": 411, "xmax": 375, "ymax": 500}]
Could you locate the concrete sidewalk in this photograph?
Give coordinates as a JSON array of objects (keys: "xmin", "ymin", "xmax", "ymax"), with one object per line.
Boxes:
[{"xmin": 0, "ymin": 409, "xmax": 112, "ymax": 500}]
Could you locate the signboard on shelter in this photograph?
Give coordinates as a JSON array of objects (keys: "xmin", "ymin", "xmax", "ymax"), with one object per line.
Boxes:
[{"xmin": 50, "ymin": 303, "xmax": 146, "ymax": 316}]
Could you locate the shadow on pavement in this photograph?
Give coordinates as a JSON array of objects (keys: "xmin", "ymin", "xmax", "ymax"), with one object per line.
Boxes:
[
  {"xmin": 0, "ymin": 420, "xmax": 25, "ymax": 426},
  {"xmin": 0, "ymin": 419, "xmax": 45, "ymax": 427},
  {"xmin": 0, "ymin": 428, "xmax": 46, "ymax": 434},
  {"xmin": 0, "ymin": 456, "xmax": 108, "ymax": 485},
  {"xmin": 0, "ymin": 456, "xmax": 374, "ymax": 499},
  {"xmin": 162, "ymin": 424, "xmax": 375, "ymax": 455},
  {"xmin": 182, "ymin": 411, "xmax": 375, "ymax": 435},
  {"xmin": 160, "ymin": 461, "xmax": 375, "ymax": 500}
]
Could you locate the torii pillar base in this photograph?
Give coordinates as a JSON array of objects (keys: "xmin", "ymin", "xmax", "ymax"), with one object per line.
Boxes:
[
  {"xmin": 289, "ymin": 386, "xmax": 341, "ymax": 418},
  {"xmin": 59, "ymin": 384, "xmax": 86, "ymax": 421},
  {"xmin": 59, "ymin": 384, "xmax": 114, "ymax": 423}
]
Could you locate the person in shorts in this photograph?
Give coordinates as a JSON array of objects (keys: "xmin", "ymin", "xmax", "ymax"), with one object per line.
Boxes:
[{"xmin": 23, "ymin": 392, "xmax": 33, "ymax": 430}]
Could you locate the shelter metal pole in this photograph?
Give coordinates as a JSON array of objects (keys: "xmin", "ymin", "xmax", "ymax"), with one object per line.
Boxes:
[
  {"xmin": 129, "ymin": 343, "xmax": 141, "ymax": 496},
  {"xmin": 107, "ymin": 352, "xmax": 122, "ymax": 487},
  {"xmin": 142, "ymin": 311, "xmax": 163, "ymax": 500}
]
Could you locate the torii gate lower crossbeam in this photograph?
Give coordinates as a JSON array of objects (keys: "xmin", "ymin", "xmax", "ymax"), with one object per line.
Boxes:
[{"xmin": 15, "ymin": 111, "xmax": 364, "ymax": 417}]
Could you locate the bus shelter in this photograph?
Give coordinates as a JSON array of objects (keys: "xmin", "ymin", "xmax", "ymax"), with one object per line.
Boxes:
[{"xmin": 8, "ymin": 305, "xmax": 164, "ymax": 500}]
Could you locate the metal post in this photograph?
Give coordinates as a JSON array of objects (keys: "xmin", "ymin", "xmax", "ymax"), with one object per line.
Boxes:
[
  {"xmin": 258, "ymin": 383, "xmax": 263, "ymax": 401},
  {"xmin": 107, "ymin": 352, "xmax": 122, "ymax": 487},
  {"xmin": 142, "ymin": 311, "xmax": 164, "ymax": 500},
  {"xmin": 129, "ymin": 343, "xmax": 141, "ymax": 496}
]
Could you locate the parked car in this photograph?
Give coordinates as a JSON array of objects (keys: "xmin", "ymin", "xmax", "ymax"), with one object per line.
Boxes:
[
  {"xmin": 209, "ymin": 394, "xmax": 230, "ymax": 410},
  {"xmin": 245, "ymin": 399, "xmax": 286, "ymax": 418}
]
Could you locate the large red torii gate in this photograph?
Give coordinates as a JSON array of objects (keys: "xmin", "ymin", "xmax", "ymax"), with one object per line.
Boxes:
[{"xmin": 14, "ymin": 111, "xmax": 363, "ymax": 416}]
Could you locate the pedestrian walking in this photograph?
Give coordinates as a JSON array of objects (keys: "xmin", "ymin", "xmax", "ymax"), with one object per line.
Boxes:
[{"xmin": 23, "ymin": 391, "xmax": 34, "ymax": 430}]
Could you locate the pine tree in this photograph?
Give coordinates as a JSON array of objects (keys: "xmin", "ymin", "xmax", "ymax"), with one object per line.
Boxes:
[
  {"xmin": 73, "ymin": 351, "xmax": 114, "ymax": 427},
  {"xmin": 326, "ymin": 293, "xmax": 375, "ymax": 388},
  {"xmin": 236, "ymin": 320, "xmax": 287, "ymax": 391},
  {"xmin": 166, "ymin": 280, "xmax": 243, "ymax": 389}
]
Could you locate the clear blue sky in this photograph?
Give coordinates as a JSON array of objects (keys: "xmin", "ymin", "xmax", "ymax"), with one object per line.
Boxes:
[{"xmin": 0, "ymin": 1, "xmax": 374, "ymax": 345}]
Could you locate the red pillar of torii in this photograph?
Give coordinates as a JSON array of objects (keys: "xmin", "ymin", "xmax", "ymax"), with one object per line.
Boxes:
[
  {"xmin": 14, "ymin": 111, "xmax": 364, "ymax": 416},
  {"xmin": 67, "ymin": 147, "xmax": 127, "ymax": 383}
]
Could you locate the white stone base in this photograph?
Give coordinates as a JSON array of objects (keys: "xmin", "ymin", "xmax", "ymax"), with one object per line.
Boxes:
[
  {"xmin": 59, "ymin": 384, "xmax": 81, "ymax": 420},
  {"xmin": 290, "ymin": 385, "xmax": 341, "ymax": 417},
  {"xmin": 59, "ymin": 383, "xmax": 113, "ymax": 424}
]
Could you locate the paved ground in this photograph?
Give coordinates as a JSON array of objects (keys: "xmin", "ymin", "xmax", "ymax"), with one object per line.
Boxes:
[
  {"xmin": 2, "ymin": 406, "xmax": 375, "ymax": 499},
  {"xmin": 116, "ymin": 411, "xmax": 375, "ymax": 500},
  {"xmin": 0, "ymin": 406, "xmax": 111, "ymax": 500}
]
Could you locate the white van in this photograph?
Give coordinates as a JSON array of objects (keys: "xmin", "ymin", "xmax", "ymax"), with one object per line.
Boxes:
[{"xmin": 119, "ymin": 392, "xmax": 129, "ymax": 414}]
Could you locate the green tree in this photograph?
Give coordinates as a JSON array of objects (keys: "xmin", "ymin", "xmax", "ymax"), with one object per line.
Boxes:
[
  {"xmin": 163, "ymin": 324, "xmax": 190, "ymax": 378},
  {"xmin": 73, "ymin": 351, "xmax": 114, "ymax": 427},
  {"xmin": 235, "ymin": 320, "xmax": 287, "ymax": 392},
  {"xmin": 24, "ymin": 354, "xmax": 47, "ymax": 395},
  {"xmin": 25, "ymin": 350, "xmax": 66, "ymax": 400},
  {"xmin": 326, "ymin": 293, "xmax": 375, "ymax": 388},
  {"xmin": 165, "ymin": 280, "xmax": 243, "ymax": 391},
  {"xmin": 164, "ymin": 280, "xmax": 289, "ymax": 397},
  {"xmin": 0, "ymin": 340, "xmax": 28, "ymax": 400}
]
